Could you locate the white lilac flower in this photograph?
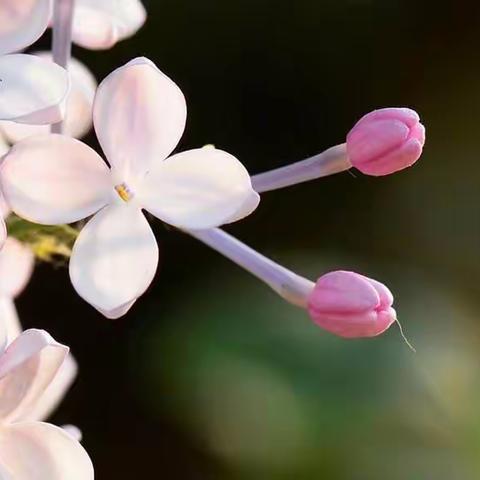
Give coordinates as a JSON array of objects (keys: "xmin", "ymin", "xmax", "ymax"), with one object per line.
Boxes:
[
  {"xmin": 0, "ymin": 329, "xmax": 93, "ymax": 479},
  {"xmin": 0, "ymin": 57, "xmax": 260, "ymax": 318},
  {"xmin": 0, "ymin": 52, "xmax": 96, "ymax": 142},
  {"xmin": 0, "ymin": 0, "xmax": 69, "ymax": 123}
]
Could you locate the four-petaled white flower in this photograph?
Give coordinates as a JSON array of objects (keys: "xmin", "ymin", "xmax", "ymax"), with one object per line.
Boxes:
[
  {"xmin": 0, "ymin": 57, "xmax": 260, "ymax": 318},
  {"xmin": 0, "ymin": 0, "xmax": 69, "ymax": 124},
  {"xmin": 0, "ymin": 329, "xmax": 93, "ymax": 479}
]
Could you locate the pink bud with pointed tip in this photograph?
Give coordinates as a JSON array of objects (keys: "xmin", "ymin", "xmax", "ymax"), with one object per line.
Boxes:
[
  {"xmin": 346, "ymin": 107, "xmax": 425, "ymax": 176},
  {"xmin": 307, "ymin": 270, "xmax": 396, "ymax": 338}
]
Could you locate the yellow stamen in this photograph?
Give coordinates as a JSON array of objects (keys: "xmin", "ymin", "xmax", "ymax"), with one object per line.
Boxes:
[{"xmin": 115, "ymin": 183, "xmax": 133, "ymax": 202}]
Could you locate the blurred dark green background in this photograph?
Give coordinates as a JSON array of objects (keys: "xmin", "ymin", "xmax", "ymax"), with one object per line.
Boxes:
[{"xmin": 19, "ymin": 0, "xmax": 480, "ymax": 478}]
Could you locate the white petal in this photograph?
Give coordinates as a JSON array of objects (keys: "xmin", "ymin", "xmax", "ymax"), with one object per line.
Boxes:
[
  {"xmin": 0, "ymin": 298, "xmax": 14, "ymax": 354},
  {"xmin": 0, "ymin": 422, "xmax": 93, "ymax": 480},
  {"xmin": 0, "ymin": 54, "xmax": 69, "ymax": 124},
  {"xmin": 69, "ymin": 204, "xmax": 158, "ymax": 316},
  {"xmin": 0, "ymin": 53, "xmax": 96, "ymax": 141},
  {"xmin": 138, "ymin": 147, "xmax": 259, "ymax": 229},
  {"xmin": 0, "ymin": 329, "xmax": 68, "ymax": 423},
  {"xmin": 0, "ymin": 238, "xmax": 34, "ymax": 298},
  {"xmin": 61, "ymin": 424, "xmax": 82, "ymax": 442},
  {"xmin": 0, "ymin": 132, "xmax": 9, "ymax": 157},
  {"xmin": 0, "ymin": 298, "xmax": 21, "ymax": 348},
  {"xmin": 1, "ymin": 134, "xmax": 112, "ymax": 225},
  {"xmin": 97, "ymin": 299, "xmax": 137, "ymax": 320},
  {"xmin": 20, "ymin": 354, "xmax": 77, "ymax": 422},
  {"xmin": 226, "ymin": 190, "xmax": 261, "ymax": 224},
  {"xmin": 0, "ymin": 147, "xmax": 12, "ymax": 216},
  {"xmin": 0, "ymin": 461, "xmax": 13, "ymax": 480},
  {"xmin": 0, "ymin": 300, "xmax": 76, "ymax": 425},
  {"xmin": 0, "ymin": 0, "xmax": 51, "ymax": 55},
  {"xmin": 0, "ymin": 217, "xmax": 6, "ymax": 249},
  {"xmin": 0, "ymin": 195, "xmax": 11, "ymax": 222},
  {"xmin": 94, "ymin": 57, "xmax": 186, "ymax": 179},
  {"xmin": 72, "ymin": 0, "xmax": 146, "ymax": 50}
]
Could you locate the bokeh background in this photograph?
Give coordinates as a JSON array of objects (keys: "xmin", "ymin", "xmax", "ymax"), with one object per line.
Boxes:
[{"xmin": 19, "ymin": 0, "xmax": 480, "ymax": 478}]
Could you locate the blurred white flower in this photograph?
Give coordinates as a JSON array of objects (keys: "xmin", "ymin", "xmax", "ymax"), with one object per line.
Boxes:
[
  {"xmin": 0, "ymin": 237, "xmax": 79, "ymax": 425},
  {"xmin": 0, "ymin": 0, "xmax": 69, "ymax": 124},
  {"xmin": 0, "ymin": 329, "xmax": 93, "ymax": 479},
  {"xmin": 69, "ymin": 0, "xmax": 146, "ymax": 50},
  {"xmin": 0, "ymin": 52, "xmax": 97, "ymax": 142},
  {"xmin": 1, "ymin": 57, "xmax": 259, "ymax": 318}
]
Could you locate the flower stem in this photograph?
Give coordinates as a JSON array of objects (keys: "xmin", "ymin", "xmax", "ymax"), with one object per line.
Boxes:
[
  {"xmin": 51, "ymin": 0, "xmax": 75, "ymax": 134},
  {"xmin": 251, "ymin": 143, "xmax": 351, "ymax": 193},
  {"xmin": 188, "ymin": 228, "xmax": 314, "ymax": 307}
]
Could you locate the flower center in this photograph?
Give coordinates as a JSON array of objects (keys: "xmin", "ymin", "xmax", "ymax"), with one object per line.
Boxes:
[{"xmin": 115, "ymin": 183, "xmax": 134, "ymax": 202}]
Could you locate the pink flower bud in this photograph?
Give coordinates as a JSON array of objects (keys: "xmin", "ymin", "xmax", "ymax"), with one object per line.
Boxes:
[
  {"xmin": 346, "ymin": 107, "xmax": 425, "ymax": 176},
  {"xmin": 307, "ymin": 271, "xmax": 396, "ymax": 338}
]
